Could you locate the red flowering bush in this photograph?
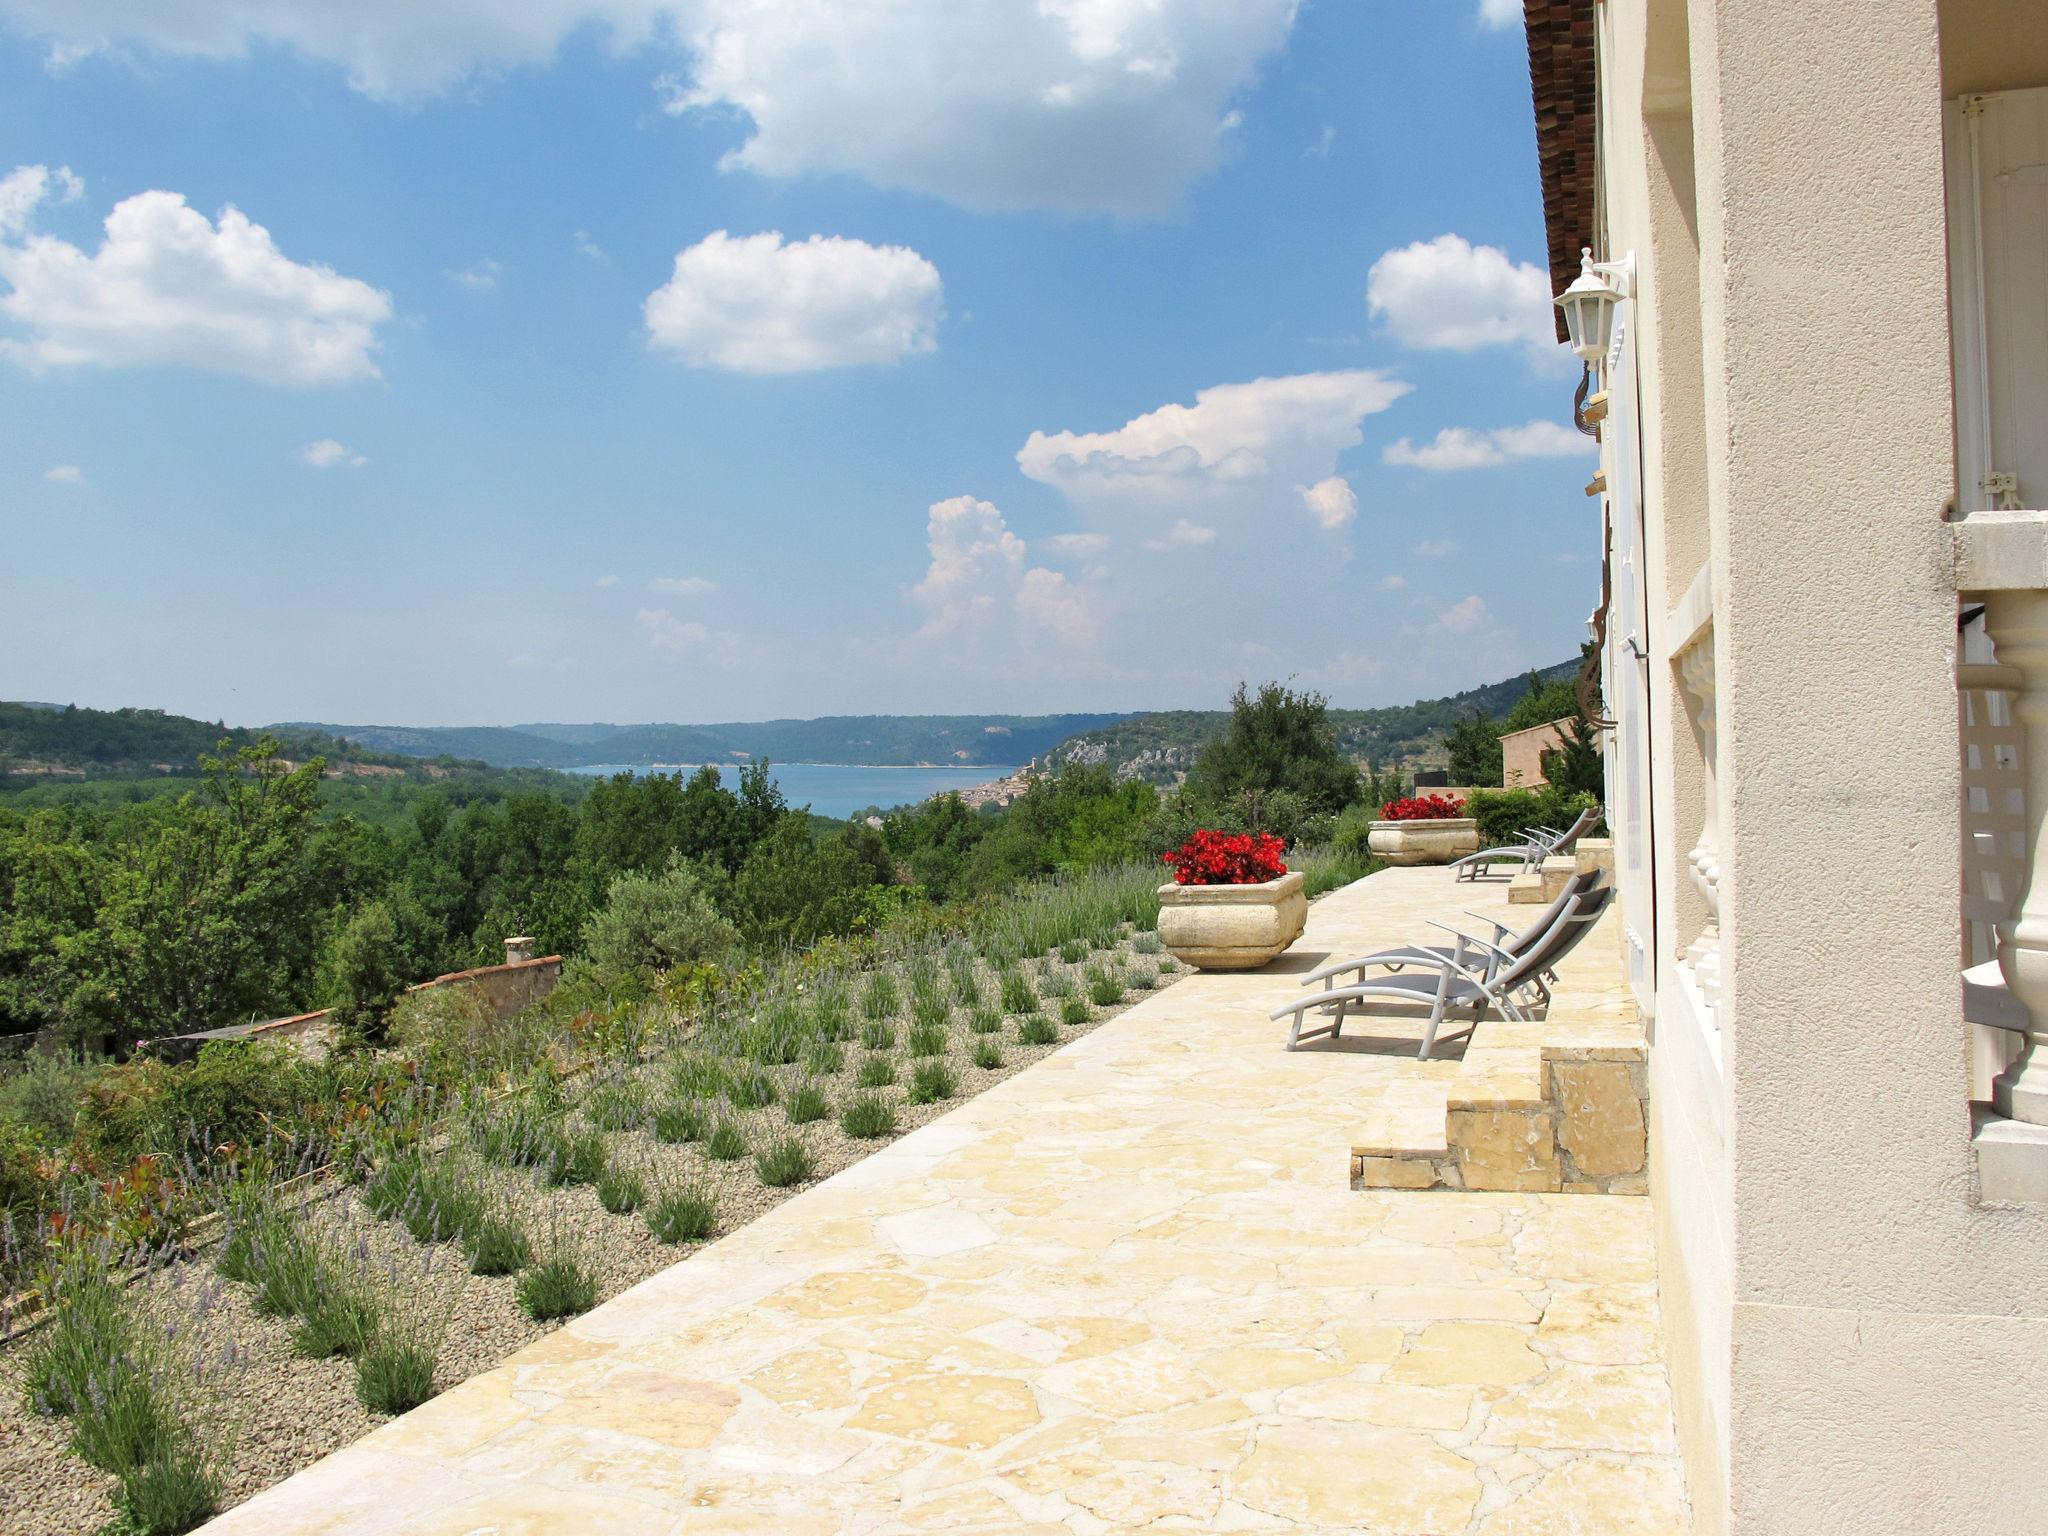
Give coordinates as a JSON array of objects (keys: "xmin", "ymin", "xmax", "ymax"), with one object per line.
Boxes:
[
  {"xmin": 1162, "ymin": 829, "xmax": 1289, "ymax": 886},
  {"xmin": 1379, "ymin": 793, "xmax": 1466, "ymax": 822}
]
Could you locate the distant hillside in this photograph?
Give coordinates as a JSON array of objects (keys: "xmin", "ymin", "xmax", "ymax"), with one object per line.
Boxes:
[
  {"xmin": 0, "ymin": 701, "xmax": 354, "ymax": 781},
  {"xmin": 0, "ymin": 701, "xmax": 592, "ymax": 826},
  {"xmin": 277, "ymin": 714, "xmax": 1131, "ymax": 770},
  {"xmin": 1042, "ymin": 660, "xmax": 1583, "ymax": 786}
]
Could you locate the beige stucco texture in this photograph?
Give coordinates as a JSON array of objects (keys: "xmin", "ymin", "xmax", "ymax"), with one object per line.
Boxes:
[{"xmin": 197, "ymin": 868, "xmax": 1687, "ymax": 1535}]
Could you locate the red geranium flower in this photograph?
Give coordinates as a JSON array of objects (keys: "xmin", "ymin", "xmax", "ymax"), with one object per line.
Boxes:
[
  {"xmin": 1161, "ymin": 829, "xmax": 1289, "ymax": 886},
  {"xmin": 1379, "ymin": 793, "xmax": 1465, "ymax": 821}
]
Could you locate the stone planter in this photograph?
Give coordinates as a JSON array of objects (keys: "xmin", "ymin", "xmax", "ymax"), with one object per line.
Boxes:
[
  {"xmin": 1365, "ymin": 817, "xmax": 1481, "ymax": 866},
  {"xmin": 1155, "ymin": 870, "xmax": 1307, "ymax": 971}
]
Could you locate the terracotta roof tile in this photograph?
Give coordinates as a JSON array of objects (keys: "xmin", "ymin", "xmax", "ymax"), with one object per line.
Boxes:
[{"xmin": 1521, "ymin": 0, "xmax": 1598, "ymax": 341}]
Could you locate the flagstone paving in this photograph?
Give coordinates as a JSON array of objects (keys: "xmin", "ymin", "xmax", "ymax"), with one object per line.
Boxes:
[{"xmin": 199, "ymin": 866, "xmax": 1689, "ymax": 1535}]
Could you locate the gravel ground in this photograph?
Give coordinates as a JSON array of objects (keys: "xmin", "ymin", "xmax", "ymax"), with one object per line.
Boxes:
[{"xmin": 0, "ymin": 939, "xmax": 1182, "ymax": 1536}]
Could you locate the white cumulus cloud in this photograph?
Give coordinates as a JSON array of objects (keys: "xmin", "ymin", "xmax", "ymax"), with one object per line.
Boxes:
[
  {"xmin": 1018, "ymin": 370, "xmax": 1408, "ymax": 506},
  {"xmin": 0, "ymin": 182, "xmax": 392, "ymax": 383},
  {"xmin": 594, "ymin": 573, "xmax": 620, "ymax": 588},
  {"xmin": 666, "ymin": 0, "xmax": 1301, "ymax": 216},
  {"xmin": 649, "ymin": 575, "xmax": 715, "ymax": 595},
  {"xmin": 0, "ymin": 163, "xmax": 82, "ymax": 238},
  {"xmin": 1383, "ymin": 418, "xmax": 1591, "ymax": 471},
  {"xmin": 1045, "ymin": 531, "xmax": 1110, "ymax": 557},
  {"xmin": 1477, "ymin": 0, "xmax": 1522, "ymax": 29},
  {"xmin": 44, "ymin": 463, "xmax": 82, "ymax": 483},
  {"xmin": 636, "ymin": 607, "xmax": 736, "ymax": 657},
  {"xmin": 644, "ymin": 229, "xmax": 942, "ymax": 374},
  {"xmin": 1415, "ymin": 539, "xmax": 1461, "ymax": 558},
  {"xmin": 1432, "ymin": 594, "xmax": 1493, "ymax": 635},
  {"xmin": 910, "ymin": 494, "xmax": 1086, "ymax": 644},
  {"xmin": 1300, "ymin": 475, "xmax": 1357, "ymax": 531},
  {"xmin": 1143, "ymin": 518, "xmax": 1217, "ymax": 552},
  {"xmin": 1367, "ymin": 233, "xmax": 1558, "ymax": 360},
  {"xmin": 300, "ymin": 438, "xmax": 365, "ymax": 468},
  {"xmin": 449, "ymin": 258, "xmax": 500, "ymax": 290},
  {"xmin": 1378, "ymin": 573, "xmax": 1406, "ymax": 590},
  {"xmin": 0, "ymin": 0, "xmax": 675, "ymax": 101}
]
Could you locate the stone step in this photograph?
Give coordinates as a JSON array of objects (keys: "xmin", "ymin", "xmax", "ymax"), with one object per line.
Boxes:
[{"xmin": 1348, "ymin": 915, "xmax": 1649, "ymax": 1196}]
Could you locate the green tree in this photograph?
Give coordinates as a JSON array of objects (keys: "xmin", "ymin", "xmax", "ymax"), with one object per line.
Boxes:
[
  {"xmin": 730, "ymin": 820, "xmax": 887, "ymax": 949},
  {"xmin": 324, "ymin": 900, "xmax": 410, "ymax": 1049},
  {"xmin": 1182, "ymin": 682, "xmax": 1361, "ymax": 813},
  {"xmin": 1445, "ymin": 714, "xmax": 1505, "ymax": 787},
  {"xmin": 1541, "ymin": 714, "xmax": 1607, "ymax": 799},
  {"xmin": 1503, "ymin": 674, "xmax": 1580, "ymax": 733},
  {"xmin": 64, "ymin": 740, "xmax": 326, "ymax": 1043},
  {"xmin": 580, "ymin": 858, "xmax": 737, "ymax": 977}
]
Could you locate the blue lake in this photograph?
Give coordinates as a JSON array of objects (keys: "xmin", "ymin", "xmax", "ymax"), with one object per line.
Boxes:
[{"xmin": 567, "ymin": 761, "xmax": 1019, "ymax": 820}]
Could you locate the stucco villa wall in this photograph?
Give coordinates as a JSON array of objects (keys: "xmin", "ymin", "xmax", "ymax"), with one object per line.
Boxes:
[
  {"xmin": 1592, "ymin": 0, "xmax": 2048, "ymax": 1529},
  {"xmin": 1594, "ymin": 0, "xmax": 1738, "ymax": 1526},
  {"xmin": 1500, "ymin": 720, "xmax": 1568, "ymax": 786}
]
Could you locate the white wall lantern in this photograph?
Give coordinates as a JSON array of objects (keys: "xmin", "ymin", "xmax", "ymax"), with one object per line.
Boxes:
[{"xmin": 1556, "ymin": 247, "xmax": 1634, "ymax": 364}]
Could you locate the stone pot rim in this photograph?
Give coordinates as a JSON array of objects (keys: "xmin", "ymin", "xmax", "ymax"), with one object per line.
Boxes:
[
  {"xmin": 1367, "ymin": 816, "xmax": 1478, "ymax": 831},
  {"xmin": 1155, "ymin": 868, "xmax": 1306, "ymax": 904}
]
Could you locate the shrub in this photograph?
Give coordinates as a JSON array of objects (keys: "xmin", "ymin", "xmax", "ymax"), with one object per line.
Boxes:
[
  {"xmin": 1058, "ymin": 939, "xmax": 1088, "ymax": 964},
  {"xmin": 1018, "ymin": 1015, "xmax": 1058, "ymax": 1045},
  {"xmin": 1130, "ymin": 929, "xmax": 1162, "ymax": 955},
  {"xmin": 1085, "ymin": 969, "xmax": 1124, "ymax": 1007},
  {"xmin": 860, "ymin": 972, "xmax": 899, "ymax": 1020},
  {"xmin": 907, "ymin": 1061, "xmax": 956, "ymax": 1105},
  {"xmin": 724, "ymin": 1070, "xmax": 778, "ymax": 1111},
  {"xmin": 388, "ymin": 984, "xmax": 508, "ymax": 1089},
  {"xmin": 584, "ymin": 1081, "xmax": 645, "ymax": 1133},
  {"xmin": 784, "ymin": 1085, "xmax": 828, "ymax": 1125},
  {"xmin": 543, "ymin": 1129, "xmax": 610, "ymax": 1188},
  {"xmin": 859, "ymin": 1020, "xmax": 895, "ymax": 1050},
  {"xmin": 997, "ymin": 970, "xmax": 1037, "ymax": 1014},
  {"xmin": 0, "ymin": 1046, "xmax": 94, "ymax": 1145},
  {"xmin": 517, "ymin": 1252, "xmax": 596, "ymax": 1321},
  {"xmin": 1182, "ymin": 680, "xmax": 1360, "ymax": 811},
  {"xmin": 22, "ymin": 1252, "xmax": 137, "ymax": 1424},
  {"xmin": 1037, "ymin": 967, "xmax": 1075, "ymax": 998},
  {"xmin": 107, "ymin": 1443, "xmax": 219, "ymax": 1536},
  {"xmin": 802, "ymin": 1040, "xmax": 843, "ymax": 1077},
  {"xmin": 669, "ymin": 1055, "xmax": 727, "ymax": 1100},
  {"xmin": 78, "ymin": 1042, "xmax": 311, "ymax": 1169},
  {"xmin": 355, "ymin": 1333, "xmax": 437, "ymax": 1415},
  {"xmin": 290, "ymin": 1272, "xmax": 380, "ymax": 1362},
  {"xmin": 970, "ymin": 1040, "xmax": 1002, "ymax": 1071},
  {"xmin": 839, "ymin": 1095, "xmax": 897, "ymax": 1139},
  {"xmin": 967, "ymin": 1005, "xmax": 1002, "ymax": 1035},
  {"xmin": 949, "ymin": 967, "xmax": 983, "ymax": 1009},
  {"xmin": 1059, "ymin": 997, "xmax": 1091, "ymax": 1028},
  {"xmin": 596, "ymin": 1164, "xmax": 646, "ymax": 1214},
  {"xmin": 652, "ymin": 1102, "xmax": 704, "ymax": 1144},
  {"xmin": 856, "ymin": 1055, "xmax": 896, "ymax": 1089},
  {"xmin": 646, "ymin": 1183, "xmax": 717, "ymax": 1244},
  {"xmin": 905, "ymin": 1024, "xmax": 947, "ymax": 1058},
  {"xmin": 1125, "ymin": 963, "xmax": 1157, "ymax": 991},
  {"xmin": 754, "ymin": 1136, "xmax": 815, "ymax": 1188},
  {"xmin": 704, "ymin": 1120, "xmax": 748, "ymax": 1161},
  {"xmin": 580, "ymin": 857, "xmax": 736, "ymax": 978},
  {"xmin": 1157, "ymin": 956, "xmax": 1180, "ymax": 974},
  {"xmin": 1161, "ymin": 830, "xmax": 1287, "ymax": 886},
  {"xmin": 325, "ymin": 899, "xmax": 411, "ymax": 1050},
  {"xmin": 1464, "ymin": 785, "xmax": 1599, "ymax": 847},
  {"xmin": 911, "ymin": 992, "xmax": 951, "ymax": 1032},
  {"xmin": 466, "ymin": 1211, "xmax": 530, "ymax": 1276}
]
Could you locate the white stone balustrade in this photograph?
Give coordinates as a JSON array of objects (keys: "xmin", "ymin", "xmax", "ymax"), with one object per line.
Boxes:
[
  {"xmin": 1953, "ymin": 511, "xmax": 2048, "ymax": 1129},
  {"xmin": 1670, "ymin": 566, "xmax": 1721, "ymax": 1027}
]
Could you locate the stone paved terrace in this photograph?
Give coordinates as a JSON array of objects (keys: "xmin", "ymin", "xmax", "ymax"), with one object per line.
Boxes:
[{"xmin": 198, "ymin": 866, "xmax": 1689, "ymax": 1535}]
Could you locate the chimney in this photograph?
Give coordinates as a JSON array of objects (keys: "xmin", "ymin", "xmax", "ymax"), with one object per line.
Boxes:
[{"xmin": 504, "ymin": 936, "xmax": 535, "ymax": 965}]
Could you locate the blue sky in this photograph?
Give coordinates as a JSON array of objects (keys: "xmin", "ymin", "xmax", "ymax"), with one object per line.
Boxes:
[{"xmin": 0, "ymin": 0, "xmax": 1596, "ymax": 728}]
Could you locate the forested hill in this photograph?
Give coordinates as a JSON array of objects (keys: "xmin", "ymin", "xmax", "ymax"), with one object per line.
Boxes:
[
  {"xmin": 275, "ymin": 713, "xmax": 1132, "ymax": 770},
  {"xmin": 1042, "ymin": 660, "xmax": 1582, "ymax": 785},
  {"xmin": 0, "ymin": 701, "xmax": 369, "ymax": 780}
]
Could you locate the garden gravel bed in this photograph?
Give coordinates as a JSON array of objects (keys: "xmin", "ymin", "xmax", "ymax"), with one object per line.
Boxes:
[{"xmin": 0, "ymin": 936, "xmax": 1182, "ymax": 1536}]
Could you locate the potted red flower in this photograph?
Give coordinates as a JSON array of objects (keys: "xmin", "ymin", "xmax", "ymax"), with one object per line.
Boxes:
[
  {"xmin": 1367, "ymin": 793, "xmax": 1480, "ymax": 865},
  {"xmin": 1156, "ymin": 830, "xmax": 1308, "ymax": 970}
]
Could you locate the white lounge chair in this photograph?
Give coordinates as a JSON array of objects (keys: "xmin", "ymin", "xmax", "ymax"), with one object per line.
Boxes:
[
  {"xmin": 1450, "ymin": 805, "xmax": 1601, "ymax": 884},
  {"xmin": 1294, "ymin": 868, "xmax": 1602, "ymax": 1008},
  {"xmin": 1270, "ymin": 885, "xmax": 1613, "ymax": 1058}
]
